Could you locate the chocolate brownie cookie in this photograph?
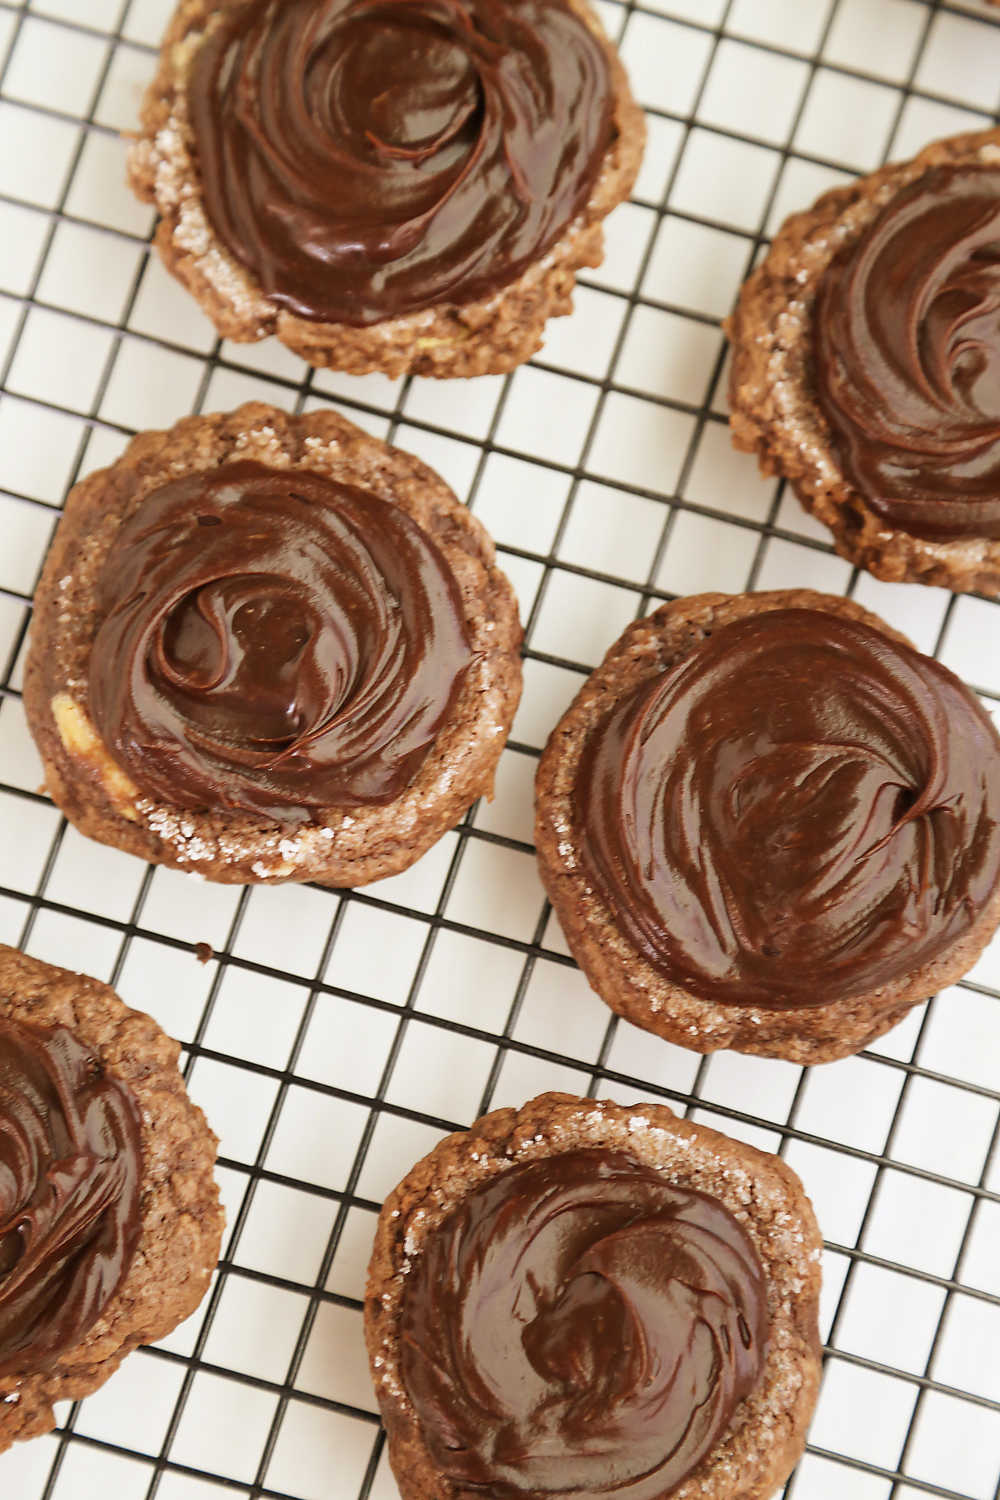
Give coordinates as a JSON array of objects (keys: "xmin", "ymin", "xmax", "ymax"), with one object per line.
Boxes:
[
  {"xmin": 726, "ymin": 129, "xmax": 1000, "ymax": 594},
  {"xmin": 535, "ymin": 589, "xmax": 1000, "ymax": 1064},
  {"xmin": 366, "ymin": 1093, "xmax": 822, "ymax": 1500},
  {"xmin": 127, "ymin": 0, "xmax": 645, "ymax": 377},
  {"xmin": 0, "ymin": 944, "xmax": 223, "ymax": 1451},
  {"xmin": 25, "ymin": 403, "xmax": 522, "ymax": 886}
]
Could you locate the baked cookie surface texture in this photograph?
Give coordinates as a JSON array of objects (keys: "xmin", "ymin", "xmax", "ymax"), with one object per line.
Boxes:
[
  {"xmin": 726, "ymin": 130, "xmax": 1000, "ymax": 593},
  {"xmin": 535, "ymin": 589, "xmax": 1000, "ymax": 1063},
  {"xmin": 25, "ymin": 404, "xmax": 522, "ymax": 885},
  {"xmin": 365, "ymin": 1093, "xmax": 822, "ymax": 1500},
  {"xmin": 0, "ymin": 944, "xmax": 223, "ymax": 1452},
  {"xmin": 128, "ymin": 0, "xmax": 645, "ymax": 376}
]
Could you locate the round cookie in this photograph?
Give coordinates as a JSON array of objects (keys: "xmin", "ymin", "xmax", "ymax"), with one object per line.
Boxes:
[
  {"xmin": 535, "ymin": 589, "xmax": 1000, "ymax": 1064},
  {"xmin": 365, "ymin": 1092, "xmax": 822, "ymax": 1500},
  {"xmin": 127, "ymin": 0, "xmax": 646, "ymax": 378},
  {"xmin": 0, "ymin": 944, "xmax": 223, "ymax": 1451},
  {"xmin": 25, "ymin": 403, "xmax": 522, "ymax": 886},
  {"xmin": 726, "ymin": 129, "xmax": 1000, "ymax": 594}
]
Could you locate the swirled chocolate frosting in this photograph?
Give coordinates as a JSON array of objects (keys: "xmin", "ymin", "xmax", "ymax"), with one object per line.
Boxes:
[
  {"xmin": 576, "ymin": 608, "xmax": 1000, "ymax": 1010},
  {"xmin": 815, "ymin": 163, "xmax": 1000, "ymax": 541},
  {"xmin": 88, "ymin": 461, "xmax": 476, "ymax": 821},
  {"xmin": 0, "ymin": 1017, "xmax": 142, "ymax": 1377},
  {"xmin": 400, "ymin": 1150, "xmax": 768, "ymax": 1499},
  {"xmin": 188, "ymin": 0, "xmax": 615, "ymax": 325}
]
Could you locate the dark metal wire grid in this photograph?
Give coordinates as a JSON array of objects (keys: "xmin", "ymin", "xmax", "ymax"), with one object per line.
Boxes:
[{"xmin": 0, "ymin": 0, "xmax": 999, "ymax": 1497}]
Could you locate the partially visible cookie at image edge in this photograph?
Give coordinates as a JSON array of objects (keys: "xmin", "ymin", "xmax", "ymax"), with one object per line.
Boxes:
[
  {"xmin": 24, "ymin": 403, "xmax": 523, "ymax": 886},
  {"xmin": 365, "ymin": 1092, "xmax": 822, "ymax": 1500},
  {"xmin": 535, "ymin": 588, "xmax": 1000, "ymax": 1064},
  {"xmin": 726, "ymin": 128, "xmax": 1000, "ymax": 594},
  {"xmin": 127, "ymin": 0, "xmax": 646, "ymax": 378},
  {"xmin": 0, "ymin": 944, "xmax": 223, "ymax": 1451}
]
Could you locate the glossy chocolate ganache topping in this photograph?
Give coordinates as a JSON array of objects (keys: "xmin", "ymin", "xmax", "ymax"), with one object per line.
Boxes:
[
  {"xmin": 815, "ymin": 163, "xmax": 1000, "ymax": 541},
  {"xmin": 88, "ymin": 461, "xmax": 476, "ymax": 820},
  {"xmin": 0, "ymin": 1016, "xmax": 142, "ymax": 1377},
  {"xmin": 577, "ymin": 608, "xmax": 1000, "ymax": 1010},
  {"xmin": 400, "ymin": 1150, "xmax": 768, "ymax": 1499},
  {"xmin": 188, "ymin": 0, "xmax": 615, "ymax": 325}
]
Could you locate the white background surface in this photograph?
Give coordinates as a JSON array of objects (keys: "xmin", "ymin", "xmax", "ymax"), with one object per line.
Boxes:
[{"xmin": 0, "ymin": 0, "xmax": 1000, "ymax": 1497}]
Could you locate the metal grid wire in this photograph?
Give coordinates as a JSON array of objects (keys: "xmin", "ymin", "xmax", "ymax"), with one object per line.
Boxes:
[{"xmin": 2, "ymin": 0, "xmax": 1000, "ymax": 1497}]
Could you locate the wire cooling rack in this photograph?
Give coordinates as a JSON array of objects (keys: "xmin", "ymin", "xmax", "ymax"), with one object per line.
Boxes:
[{"xmin": 2, "ymin": 0, "xmax": 1000, "ymax": 1497}]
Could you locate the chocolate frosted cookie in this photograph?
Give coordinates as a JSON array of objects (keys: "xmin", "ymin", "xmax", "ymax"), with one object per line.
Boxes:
[
  {"xmin": 0, "ymin": 944, "xmax": 223, "ymax": 1451},
  {"xmin": 127, "ymin": 0, "xmax": 645, "ymax": 377},
  {"xmin": 535, "ymin": 589, "xmax": 1000, "ymax": 1063},
  {"xmin": 25, "ymin": 403, "xmax": 522, "ymax": 885},
  {"xmin": 726, "ymin": 130, "xmax": 1000, "ymax": 594},
  {"xmin": 366, "ymin": 1093, "xmax": 822, "ymax": 1500}
]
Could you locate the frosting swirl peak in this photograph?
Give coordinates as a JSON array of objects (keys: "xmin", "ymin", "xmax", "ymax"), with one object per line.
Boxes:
[
  {"xmin": 88, "ymin": 461, "xmax": 476, "ymax": 821},
  {"xmin": 400, "ymin": 1150, "xmax": 768, "ymax": 1499},
  {"xmin": 576, "ymin": 608, "xmax": 1000, "ymax": 1009},
  {"xmin": 188, "ymin": 0, "xmax": 615, "ymax": 325},
  {"xmin": 815, "ymin": 163, "xmax": 1000, "ymax": 541},
  {"xmin": 0, "ymin": 1017, "xmax": 143, "ymax": 1377}
]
